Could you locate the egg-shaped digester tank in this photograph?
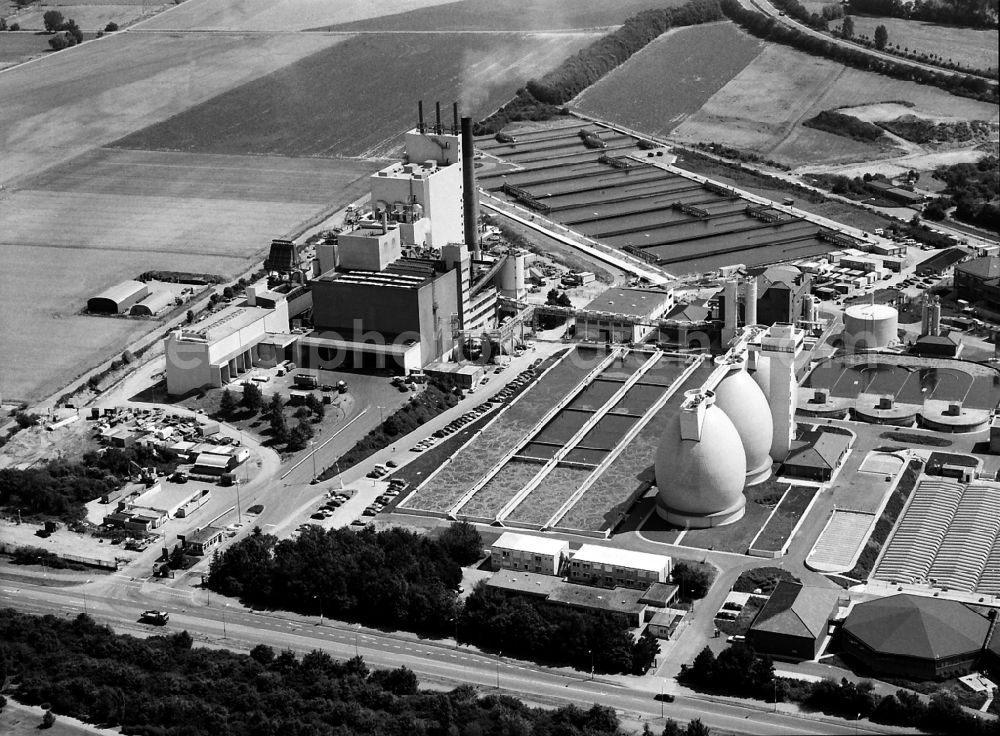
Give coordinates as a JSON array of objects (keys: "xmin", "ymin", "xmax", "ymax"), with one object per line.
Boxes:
[
  {"xmin": 713, "ymin": 355, "xmax": 773, "ymax": 486},
  {"xmin": 654, "ymin": 389, "xmax": 747, "ymax": 528}
]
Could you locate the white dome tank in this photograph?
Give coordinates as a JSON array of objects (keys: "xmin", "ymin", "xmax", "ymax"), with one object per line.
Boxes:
[
  {"xmin": 654, "ymin": 389, "xmax": 747, "ymax": 528},
  {"xmin": 713, "ymin": 355, "xmax": 773, "ymax": 486}
]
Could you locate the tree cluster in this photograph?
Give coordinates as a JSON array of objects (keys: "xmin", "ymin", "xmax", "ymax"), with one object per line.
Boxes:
[
  {"xmin": 803, "ymin": 110, "xmax": 886, "ymax": 142},
  {"xmin": 769, "ymin": 0, "xmax": 835, "ymax": 29},
  {"xmin": 680, "ymin": 644, "xmax": 775, "ymax": 698},
  {"xmin": 0, "ymin": 609, "xmax": 632, "ymax": 736},
  {"xmin": 461, "ymin": 584, "xmax": 661, "ymax": 675},
  {"xmin": 681, "ymin": 644, "xmax": 998, "ymax": 736},
  {"xmin": 476, "ymin": 0, "xmax": 724, "ymax": 135},
  {"xmin": 932, "ymin": 155, "xmax": 999, "ymax": 233},
  {"xmin": 671, "ymin": 560, "xmax": 714, "ymax": 600},
  {"xmin": 720, "ymin": 0, "xmax": 998, "ymax": 104},
  {"xmin": 0, "ymin": 446, "xmax": 178, "ymax": 522},
  {"xmin": 880, "ymin": 116, "xmax": 993, "ymax": 144},
  {"xmin": 43, "ymin": 11, "xmax": 82, "ymax": 50},
  {"xmin": 848, "ymin": 0, "xmax": 998, "ymax": 29},
  {"xmin": 209, "ymin": 525, "xmax": 465, "ymax": 634}
]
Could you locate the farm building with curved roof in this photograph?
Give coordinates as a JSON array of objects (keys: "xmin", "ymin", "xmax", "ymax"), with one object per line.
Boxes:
[
  {"xmin": 130, "ymin": 290, "xmax": 174, "ymax": 317},
  {"xmin": 88, "ymin": 280, "xmax": 148, "ymax": 314}
]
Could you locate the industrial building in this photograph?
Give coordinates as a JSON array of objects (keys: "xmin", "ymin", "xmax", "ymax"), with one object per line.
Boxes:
[
  {"xmin": 88, "ymin": 280, "xmax": 149, "ymax": 314},
  {"xmin": 491, "ymin": 531, "xmax": 569, "ymax": 575},
  {"xmin": 129, "ymin": 290, "xmax": 174, "ymax": 317},
  {"xmin": 747, "ymin": 581, "xmax": 841, "ymax": 661},
  {"xmin": 955, "ymin": 256, "xmax": 1000, "ymax": 310},
  {"xmin": 841, "ymin": 594, "xmax": 999, "ymax": 680},
  {"xmin": 781, "ymin": 430, "xmax": 852, "ymax": 481},
  {"xmin": 576, "ymin": 287, "xmax": 675, "ymax": 343},
  {"xmin": 164, "ymin": 300, "xmax": 291, "ymax": 395},
  {"xmin": 567, "ymin": 544, "xmax": 671, "ymax": 590}
]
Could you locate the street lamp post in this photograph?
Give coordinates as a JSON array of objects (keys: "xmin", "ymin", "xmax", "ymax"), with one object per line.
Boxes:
[
  {"xmin": 496, "ymin": 651, "xmax": 501, "ymax": 689},
  {"xmin": 314, "ymin": 595, "xmax": 323, "ymax": 625},
  {"xmin": 773, "ymin": 680, "xmax": 777, "ymax": 713},
  {"xmin": 234, "ymin": 479, "xmax": 243, "ymax": 524},
  {"xmin": 589, "ymin": 649, "xmax": 594, "ymax": 680},
  {"xmin": 310, "ymin": 440, "xmax": 317, "ymax": 481},
  {"xmin": 222, "ymin": 604, "xmax": 229, "ymax": 639},
  {"xmin": 377, "ymin": 406, "xmax": 385, "ymax": 433},
  {"xmin": 355, "ymin": 624, "xmax": 361, "ymax": 658}
]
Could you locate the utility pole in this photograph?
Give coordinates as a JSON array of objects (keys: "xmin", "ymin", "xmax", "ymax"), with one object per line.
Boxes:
[
  {"xmin": 496, "ymin": 650, "xmax": 501, "ymax": 689},
  {"xmin": 234, "ymin": 478, "xmax": 242, "ymax": 524},
  {"xmin": 222, "ymin": 604, "xmax": 228, "ymax": 639}
]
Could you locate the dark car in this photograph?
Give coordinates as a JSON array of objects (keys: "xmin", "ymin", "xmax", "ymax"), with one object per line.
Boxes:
[{"xmin": 653, "ymin": 693, "xmax": 675, "ymax": 703}]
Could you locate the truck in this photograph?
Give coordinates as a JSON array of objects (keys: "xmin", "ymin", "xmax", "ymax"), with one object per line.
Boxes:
[
  {"xmin": 293, "ymin": 372, "xmax": 319, "ymax": 389},
  {"xmin": 337, "ymin": 380, "xmax": 348, "ymax": 394},
  {"xmin": 140, "ymin": 610, "xmax": 169, "ymax": 625}
]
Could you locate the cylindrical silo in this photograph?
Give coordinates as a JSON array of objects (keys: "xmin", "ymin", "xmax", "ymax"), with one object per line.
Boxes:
[{"xmin": 844, "ymin": 304, "xmax": 898, "ymax": 351}]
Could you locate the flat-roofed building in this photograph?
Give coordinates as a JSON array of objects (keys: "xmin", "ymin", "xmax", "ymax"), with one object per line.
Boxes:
[
  {"xmin": 568, "ymin": 544, "xmax": 671, "ymax": 590},
  {"xmin": 577, "ymin": 287, "xmax": 675, "ymax": 343},
  {"xmin": 491, "ymin": 532, "xmax": 569, "ymax": 575},
  {"xmin": 546, "ymin": 582, "xmax": 649, "ymax": 627},
  {"xmin": 165, "ymin": 300, "xmax": 291, "ymax": 396},
  {"xmin": 180, "ymin": 526, "xmax": 226, "ymax": 556}
]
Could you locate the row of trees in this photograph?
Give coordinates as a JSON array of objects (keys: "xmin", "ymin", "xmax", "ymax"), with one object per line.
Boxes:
[
  {"xmin": 720, "ymin": 0, "xmax": 998, "ymax": 103},
  {"xmin": 848, "ymin": 0, "xmax": 998, "ymax": 29},
  {"xmin": 475, "ymin": 0, "xmax": 724, "ymax": 135},
  {"xmin": 207, "ymin": 523, "xmax": 661, "ymax": 674},
  {"xmin": 0, "ymin": 609, "xmax": 636, "ymax": 736},
  {"xmin": 770, "ymin": 0, "xmax": 844, "ymax": 30},
  {"xmin": 682, "ymin": 644, "xmax": 998, "ymax": 735}
]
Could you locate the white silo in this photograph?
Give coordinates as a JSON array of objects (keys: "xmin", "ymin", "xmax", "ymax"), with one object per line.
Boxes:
[
  {"xmin": 844, "ymin": 303, "xmax": 898, "ymax": 350},
  {"xmin": 654, "ymin": 389, "xmax": 747, "ymax": 528},
  {"xmin": 499, "ymin": 251, "xmax": 527, "ymax": 299}
]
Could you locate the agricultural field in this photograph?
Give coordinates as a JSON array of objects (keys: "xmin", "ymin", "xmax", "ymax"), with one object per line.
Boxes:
[
  {"xmin": 321, "ymin": 0, "xmax": 682, "ymax": 32},
  {"xmin": 571, "ymin": 22, "xmax": 763, "ymax": 135},
  {"xmin": 136, "ymin": 0, "xmax": 457, "ymax": 31},
  {"xmin": 112, "ymin": 32, "xmax": 599, "ymax": 159},
  {"xmin": 0, "ymin": 149, "xmax": 376, "ymax": 402},
  {"xmin": 836, "ymin": 16, "xmax": 998, "ymax": 75},
  {"xmin": 672, "ymin": 41, "xmax": 1000, "ymax": 168},
  {"xmin": 0, "ymin": 31, "xmax": 346, "ymax": 187},
  {"xmin": 0, "ymin": 30, "xmax": 51, "ymax": 69},
  {"xmin": 6, "ymin": 0, "xmax": 169, "ymax": 31}
]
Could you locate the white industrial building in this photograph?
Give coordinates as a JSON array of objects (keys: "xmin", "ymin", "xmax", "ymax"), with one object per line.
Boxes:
[
  {"xmin": 567, "ymin": 544, "xmax": 671, "ymax": 590},
  {"xmin": 491, "ymin": 531, "xmax": 569, "ymax": 575},
  {"xmin": 164, "ymin": 300, "xmax": 291, "ymax": 395}
]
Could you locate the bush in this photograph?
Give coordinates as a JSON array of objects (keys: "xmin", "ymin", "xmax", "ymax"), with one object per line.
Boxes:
[
  {"xmin": 104, "ymin": 21, "xmax": 118, "ymax": 31},
  {"xmin": 803, "ymin": 110, "xmax": 885, "ymax": 142},
  {"xmin": 48, "ymin": 32, "xmax": 71, "ymax": 50}
]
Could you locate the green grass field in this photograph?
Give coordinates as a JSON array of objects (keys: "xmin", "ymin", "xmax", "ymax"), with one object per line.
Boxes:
[{"xmin": 572, "ymin": 22, "xmax": 763, "ymax": 135}]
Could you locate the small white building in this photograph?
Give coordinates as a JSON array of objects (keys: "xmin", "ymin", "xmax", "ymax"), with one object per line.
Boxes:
[
  {"xmin": 568, "ymin": 544, "xmax": 671, "ymax": 590},
  {"xmin": 491, "ymin": 532, "xmax": 569, "ymax": 575}
]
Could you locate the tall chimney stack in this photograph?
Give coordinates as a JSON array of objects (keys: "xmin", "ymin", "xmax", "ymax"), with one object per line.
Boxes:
[
  {"xmin": 460, "ymin": 116, "xmax": 481, "ymax": 260},
  {"xmin": 452, "ymin": 102, "xmax": 459, "ymax": 135},
  {"xmin": 435, "ymin": 102, "xmax": 442, "ymax": 134},
  {"xmin": 418, "ymin": 100, "xmax": 425, "ymax": 134}
]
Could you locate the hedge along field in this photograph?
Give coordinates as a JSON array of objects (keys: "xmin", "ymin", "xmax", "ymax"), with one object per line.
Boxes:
[
  {"xmin": 571, "ymin": 22, "xmax": 764, "ymax": 136},
  {"xmin": 111, "ymin": 32, "xmax": 601, "ymax": 159},
  {"xmin": 835, "ymin": 16, "xmax": 998, "ymax": 75},
  {"xmin": 319, "ymin": 0, "xmax": 686, "ymax": 32}
]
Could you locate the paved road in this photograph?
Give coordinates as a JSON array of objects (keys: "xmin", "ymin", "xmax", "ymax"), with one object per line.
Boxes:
[
  {"xmin": 1, "ymin": 575, "xmax": 901, "ymax": 735},
  {"xmin": 741, "ymin": 0, "xmax": 991, "ymax": 79}
]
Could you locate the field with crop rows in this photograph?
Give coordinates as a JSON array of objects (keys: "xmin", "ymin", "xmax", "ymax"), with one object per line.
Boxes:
[
  {"xmin": 572, "ymin": 22, "xmax": 763, "ymax": 136},
  {"xmin": 673, "ymin": 42, "xmax": 999, "ymax": 167},
  {"xmin": 112, "ymin": 32, "xmax": 599, "ymax": 159},
  {"xmin": 838, "ymin": 17, "xmax": 998, "ymax": 74},
  {"xmin": 321, "ymin": 0, "xmax": 682, "ymax": 32}
]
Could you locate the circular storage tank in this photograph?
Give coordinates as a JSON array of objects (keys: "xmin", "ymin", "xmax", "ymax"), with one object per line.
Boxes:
[
  {"xmin": 713, "ymin": 360, "xmax": 773, "ymax": 486},
  {"xmin": 654, "ymin": 390, "xmax": 747, "ymax": 528},
  {"xmin": 844, "ymin": 304, "xmax": 898, "ymax": 351}
]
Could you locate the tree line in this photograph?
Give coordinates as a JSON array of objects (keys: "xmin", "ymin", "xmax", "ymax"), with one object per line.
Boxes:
[
  {"xmin": 930, "ymin": 155, "xmax": 999, "ymax": 232},
  {"xmin": 476, "ymin": 0, "xmax": 724, "ymax": 135},
  {"xmin": 208, "ymin": 523, "xmax": 663, "ymax": 675},
  {"xmin": 720, "ymin": 0, "xmax": 998, "ymax": 103},
  {"xmin": 682, "ymin": 643, "xmax": 999, "ymax": 736},
  {"xmin": 0, "ymin": 609, "xmax": 636, "ymax": 736},
  {"xmin": 848, "ymin": 0, "xmax": 998, "ymax": 29},
  {"xmin": 803, "ymin": 110, "xmax": 886, "ymax": 141}
]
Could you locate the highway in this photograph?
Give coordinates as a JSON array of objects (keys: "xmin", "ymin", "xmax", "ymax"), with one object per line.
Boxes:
[{"xmin": 1, "ymin": 573, "xmax": 899, "ymax": 736}]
